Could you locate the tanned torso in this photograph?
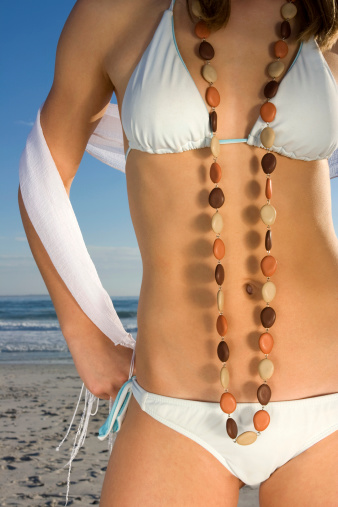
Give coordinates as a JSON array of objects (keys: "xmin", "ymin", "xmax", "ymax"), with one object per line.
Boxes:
[{"xmin": 101, "ymin": 0, "xmax": 338, "ymax": 402}]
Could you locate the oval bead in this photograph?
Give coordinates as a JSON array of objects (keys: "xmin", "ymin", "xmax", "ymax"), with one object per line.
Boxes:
[
  {"xmin": 191, "ymin": 0, "xmax": 202, "ymax": 18},
  {"xmin": 281, "ymin": 20, "xmax": 291, "ymax": 39},
  {"xmin": 257, "ymin": 383, "xmax": 272, "ymax": 405},
  {"xmin": 210, "ymin": 161, "xmax": 221, "ymax": 182},
  {"xmin": 210, "ymin": 135, "xmax": 220, "ymax": 157},
  {"xmin": 209, "ymin": 187, "xmax": 224, "ymax": 208},
  {"xmin": 274, "ymin": 40, "xmax": 288, "ymax": 58},
  {"xmin": 215, "ymin": 263, "xmax": 225, "ymax": 285},
  {"xmin": 202, "ymin": 63, "xmax": 217, "ymax": 83},
  {"xmin": 262, "ymin": 281, "xmax": 276, "ymax": 303},
  {"xmin": 265, "ymin": 230, "xmax": 272, "ymax": 251},
  {"xmin": 217, "ymin": 314, "xmax": 228, "ymax": 336},
  {"xmin": 217, "ymin": 340, "xmax": 229, "ymax": 362},
  {"xmin": 260, "ymin": 127, "xmax": 275, "ymax": 148},
  {"xmin": 195, "ymin": 20, "xmax": 210, "ymax": 39},
  {"xmin": 260, "ymin": 204, "xmax": 277, "ymax": 225},
  {"xmin": 265, "ymin": 177, "xmax": 272, "ymax": 199},
  {"xmin": 213, "ymin": 238, "xmax": 225, "ymax": 260},
  {"xmin": 268, "ymin": 60, "xmax": 285, "ymax": 78},
  {"xmin": 220, "ymin": 392, "xmax": 236, "ymax": 414},
  {"xmin": 206, "ymin": 86, "xmax": 220, "ymax": 107},
  {"xmin": 259, "ymin": 332, "xmax": 274, "ymax": 354},
  {"xmin": 261, "ymin": 152, "xmax": 277, "ymax": 174},
  {"xmin": 211, "ymin": 212, "xmax": 223, "ymax": 234},
  {"xmin": 226, "ymin": 418, "xmax": 238, "ymax": 439},
  {"xmin": 264, "ymin": 80, "xmax": 279, "ymax": 99},
  {"xmin": 217, "ymin": 289, "xmax": 224, "ymax": 312},
  {"xmin": 220, "ymin": 365, "xmax": 230, "ymax": 389},
  {"xmin": 253, "ymin": 410, "xmax": 270, "ymax": 431},
  {"xmin": 258, "ymin": 358, "xmax": 274, "ymax": 380},
  {"xmin": 236, "ymin": 431, "xmax": 257, "ymax": 446},
  {"xmin": 261, "ymin": 255, "xmax": 277, "ymax": 276},
  {"xmin": 260, "ymin": 102, "xmax": 276, "ymax": 123},
  {"xmin": 261, "ymin": 306, "xmax": 276, "ymax": 328},
  {"xmin": 281, "ymin": 2, "xmax": 297, "ymax": 20},
  {"xmin": 209, "ymin": 110, "xmax": 217, "ymax": 132},
  {"xmin": 199, "ymin": 40, "xmax": 215, "ymax": 60}
]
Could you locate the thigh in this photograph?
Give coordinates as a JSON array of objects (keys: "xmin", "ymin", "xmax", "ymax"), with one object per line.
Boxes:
[
  {"xmin": 100, "ymin": 393, "xmax": 241, "ymax": 507},
  {"xmin": 259, "ymin": 430, "xmax": 338, "ymax": 507}
]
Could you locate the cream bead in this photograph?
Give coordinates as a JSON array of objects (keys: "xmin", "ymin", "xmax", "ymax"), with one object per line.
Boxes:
[
  {"xmin": 260, "ymin": 204, "xmax": 277, "ymax": 225},
  {"xmin": 202, "ymin": 64, "xmax": 217, "ymax": 84},
  {"xmin": 258, "ymin": 358, "xmax": 274, "ymax": 380},
  {"xmin": 217, "ymin": 289, "xmax": 224, "ymax": 312},
  {"xmin": 191, "ymin": 0, "xmax": 202, "ymax": 18},
  {"xmin": 211, "ymin": 212, "xmax": 223, "ymax": 234},
  {"xmin": 268, "ymin": 60, "xmax": 285, "ymax": 78},
  {"xmin": 220, "ymin": 366, "xmax": 229, "ymax": 389},
  {"xmin": 260, "ymin": 127, "xmax": 275, "ymax": 148},
  {"xmin": 236, "ymin": 431, "xmax": 257, "ymax": 445},
  {"xmin": 262, "ymin": 281, "xmax": 276, "ymax": 303},
  {"xmin": 211, "ymin": 136, "xmax": 220, "ymax": 157},
  {"xmin": 281, "ymin": 2, "xmax": 297, "ymax": 20}
]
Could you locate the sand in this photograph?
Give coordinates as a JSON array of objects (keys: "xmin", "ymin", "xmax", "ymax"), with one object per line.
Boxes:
[{"xmin": 0, "ymin": 363, "xmax": 259, "ymax": 506}]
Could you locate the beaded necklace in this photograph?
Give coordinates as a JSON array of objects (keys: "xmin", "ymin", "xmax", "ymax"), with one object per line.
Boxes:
[{"xmin": 191, "ymin": 0, "xmax": 298, "ymax": 445}]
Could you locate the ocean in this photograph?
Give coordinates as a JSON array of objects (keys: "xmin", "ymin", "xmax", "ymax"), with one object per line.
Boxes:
[{"xmin": 0, "ymin": 295, "xmax": 138, "ymax": 364}]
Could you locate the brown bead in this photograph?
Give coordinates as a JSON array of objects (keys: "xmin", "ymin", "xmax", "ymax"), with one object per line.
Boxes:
[
  {"xmin": 195, "ymin": 20, "xmax": 210, "ymax": 39},
  {"xmin": 199, "ymin": 40, "xmax": 215, "ymax": 60},
  {"xmin": 209, "ymin": 110, "xmax": 217, "ymax": 132},
  {"xmin": 257, "ymin": 383, "xmax": 272, "ymax": 405},
  {"xmin": 216, "ymin": 315, "xmax": 228, "ymax": 336},
  {"xmin": 213, "ymin": 238, "xmax": 225, "ymax": 260},
  {"xmin": 260, "ymin": 102, "xmax": 276, "ymax": 123},
  {"xmin": 274, "ymin": 40, "xmax": 288, "ymax": 59},
  {"xmin": 253, "ymin": 410, "xmax": 270, "ymax": 431},
  {"xmin": 264, "ymin": 80, "xmax": 279, "ymax": 99},
  {"xmin": 226, "ymin": 418, "xmax": 238, "ymax": 439},
  {"xmin": 259, "ymin": 332, "xmax": 274, "ymax": 354},
  {"xmin": 217, "ymin": 340, "xmax": 229, "ymax": 362},
  {"xmin": 261, "ymin": 255, "xmax": 277, "ymax": 277},
  {"xmin": 281, "ymin": 20, "xmax": 291, "ymax": 39},
  {"xmin": 260, "ymin": 306, "xmax": 276, "ymax": 328},
  {"xmin": 261, "ymin": 152, "xmax": 276, "ymax": 174},
  {"xmin": 265, "ymin": 230, "xmax": 272, "ymax": 251},
  {"xmin": 209, "ymin": 187, "xmax": 225, "ymax": 208},
  {"xmin": 220, "ymin": 392, "xmax": 236, "ymax": 414},
  {"xmin": 210, "ymin": 162, "xmax": 221, "ymax": 183},
  {"xmin": 206, "ymin": 86, "xmax": 220, "ymax": 107},
  {"xmin": 215, "ymin": 263, "xmax": 225, "ymax": 285},
  {"xmin": 265, "ymin": 178, "xmax": 272, "ymax": 199}
]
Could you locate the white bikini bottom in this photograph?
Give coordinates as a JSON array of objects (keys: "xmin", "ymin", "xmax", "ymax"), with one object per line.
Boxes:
[{"xmin": 98, "ymin": 375, "xmax": 338, "ymax": 487}]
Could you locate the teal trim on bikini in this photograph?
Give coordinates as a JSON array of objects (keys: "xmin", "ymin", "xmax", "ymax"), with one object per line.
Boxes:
[
  {"xmin": 219, "ymin": 138, "xmax": 248, "ymax": 144},
  {"xmin": 125, "ymin": 146, "xmax": 131, "ymax": 160},
  {"xmin": 286, "ymin": 41, "xmax": 303, "ymax": 74}
]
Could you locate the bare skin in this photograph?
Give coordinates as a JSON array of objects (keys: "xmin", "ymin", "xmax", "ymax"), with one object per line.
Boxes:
[{"xmin": 19, "ymin": 0, "xmax": 338, "ymax": 504}]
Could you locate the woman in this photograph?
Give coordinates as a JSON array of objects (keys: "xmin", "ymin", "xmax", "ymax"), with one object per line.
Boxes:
[{"xmin": 18, "ymin": 0, "xmax": 338, "ymax": 505}]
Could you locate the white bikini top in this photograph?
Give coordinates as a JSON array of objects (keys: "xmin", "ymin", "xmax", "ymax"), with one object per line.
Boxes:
[{"xmin": 87, "ymin": 0, "xmax": 338, "ymax": 177}]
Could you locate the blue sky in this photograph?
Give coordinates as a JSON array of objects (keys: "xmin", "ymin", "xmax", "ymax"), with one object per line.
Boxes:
[{"xmin": 1, "ymin": 1, "xmax": 338, "ymax": 296}]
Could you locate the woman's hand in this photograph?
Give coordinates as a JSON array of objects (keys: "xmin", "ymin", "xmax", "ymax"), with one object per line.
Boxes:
[{"xmin": 66, "ymin": 328, "xmax": 136, "ymax": 400}]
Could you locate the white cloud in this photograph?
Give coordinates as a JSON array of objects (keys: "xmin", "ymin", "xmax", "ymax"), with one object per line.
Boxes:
[
  {"xmin": 14, "ymin": 120, "xmax": 34, "ymax": 127},
  {"xmin": 14, "ymin": 236, "xmax": 27, "ymax": 242}
]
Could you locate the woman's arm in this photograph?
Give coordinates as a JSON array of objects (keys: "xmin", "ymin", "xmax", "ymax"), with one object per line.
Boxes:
[{"xmin": 18, "ymin": 0, "xmax": 135, "ymax": 398}]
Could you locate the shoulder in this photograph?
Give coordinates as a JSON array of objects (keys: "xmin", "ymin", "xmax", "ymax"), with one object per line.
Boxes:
[{"xmin": 320, "ymin": 36, "xmax": 338, "ymax": 86}]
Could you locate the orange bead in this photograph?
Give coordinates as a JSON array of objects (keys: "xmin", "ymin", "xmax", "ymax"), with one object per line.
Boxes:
[
  {"xmin": 195, "ymin": 20, "xmax": 210, "ymax": 39},
  {"xmin": 261, "ymin": 255, "xmax": 277, "ymax": 277},
  {"xmin": 210, "ymin": 162, "xmax": 222, "ymax": 183},
  {"xmin": 274, "ymin": 40, "xmax": 288, "ymax": 58},
  {"xmin": 220, "ymin": 392, "xmax": 237, "ymax": 414},
  {"xmin": 206, "ymin": 86, "xmax": 220, "ymax": 107},
  {"xmin": 260, "ymin": 102, "xmax": 276, "ymax": 123},
  {"xmin": 259, "ymin": 332, "xmax": 274, "ymax": 354},
  {"xmin": 216, "ymin": 314, "xmax": 228, "ymax": 336},
  {"xmin": 265, "ymin": 177, "xmax": 272, "ymax": 199},
  {"xmin": 253, "ymin": 410, "xmax": 270, "ymax": 431},
  {"xmin": 213, "ymin": 238, "xmax": 225, "ymax": 260}
]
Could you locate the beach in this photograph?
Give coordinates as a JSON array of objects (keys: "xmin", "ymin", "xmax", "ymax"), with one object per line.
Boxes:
[{"xmin": 0, "ymin": 363, "xmax": 260, "ymax": 506}]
